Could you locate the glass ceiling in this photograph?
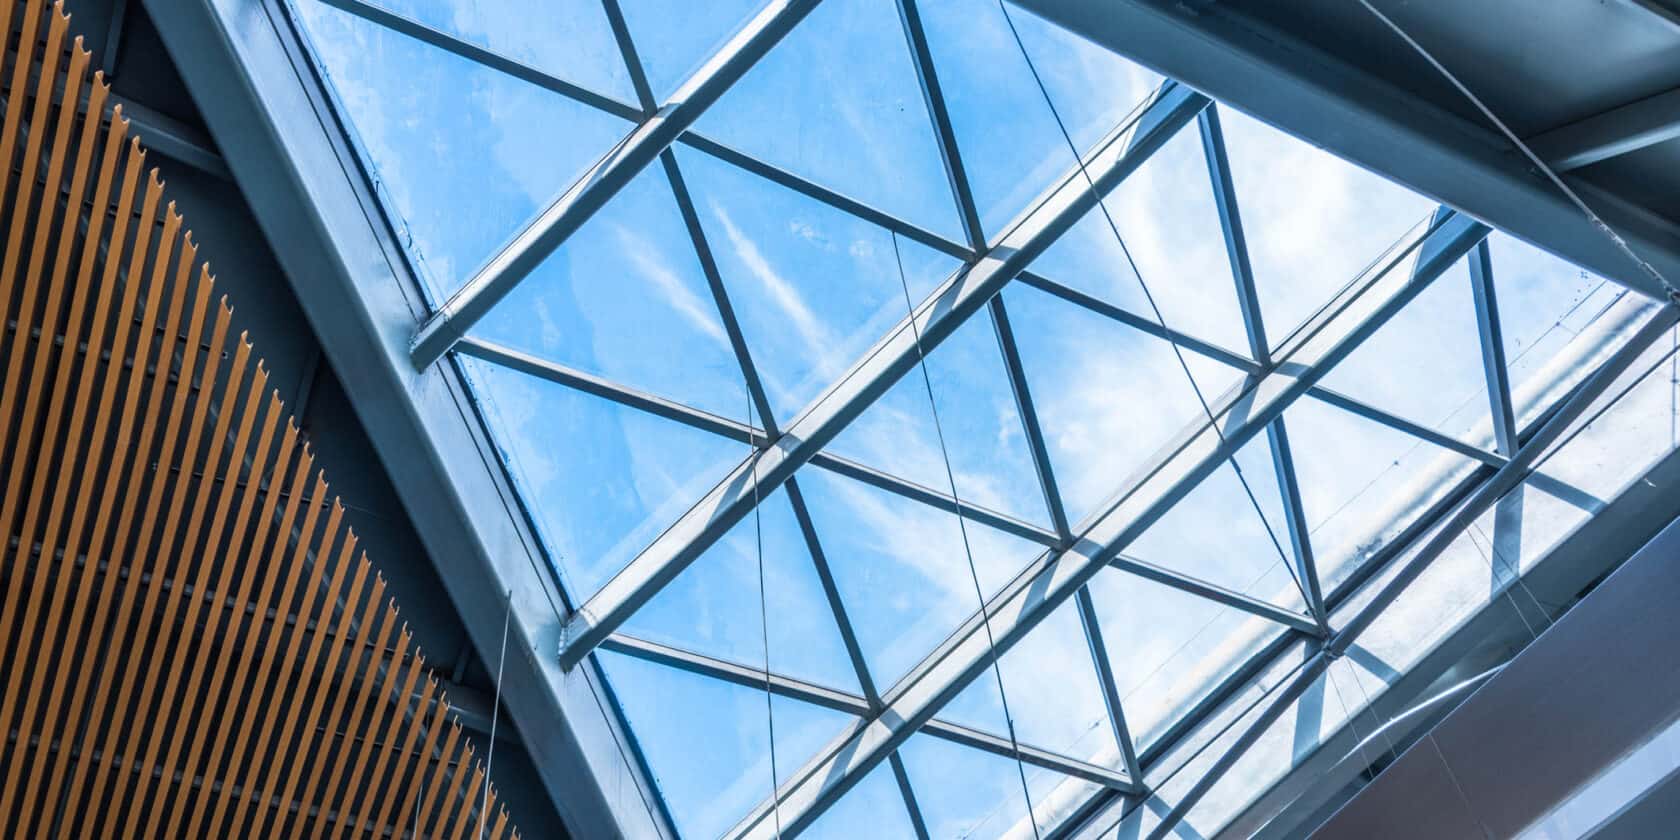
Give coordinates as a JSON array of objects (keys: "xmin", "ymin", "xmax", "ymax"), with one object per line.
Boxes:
[{"xmin": 287, "ymin": 0, "xmax": 1680, "ymax": 837}]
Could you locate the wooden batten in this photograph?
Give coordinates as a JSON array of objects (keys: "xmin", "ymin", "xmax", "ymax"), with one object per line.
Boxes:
[{"xmin": 0, "ymin": 1, "xmax": 521, "ymax": 837}]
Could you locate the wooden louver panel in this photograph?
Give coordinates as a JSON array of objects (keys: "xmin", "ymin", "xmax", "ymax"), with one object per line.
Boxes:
[{"xmin": 0, "ymin": 1, "xmax": 522, "ymax": 837}]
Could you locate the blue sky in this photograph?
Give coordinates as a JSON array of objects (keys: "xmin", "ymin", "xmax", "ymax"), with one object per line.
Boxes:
[{"xmin": 292, "ymin": 0, "xmax": 1675, "ymax": 836}]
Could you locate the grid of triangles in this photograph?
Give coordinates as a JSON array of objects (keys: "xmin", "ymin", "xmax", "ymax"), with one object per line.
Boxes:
[{"xmin": 289, "ymin": 0, "xmax": 1653, "ymax": 837}]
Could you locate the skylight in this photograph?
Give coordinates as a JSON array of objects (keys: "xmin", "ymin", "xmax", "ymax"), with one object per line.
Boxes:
[{"xmin": 287, "ymin": 1, "xmax": 1680, "ymax": 837}]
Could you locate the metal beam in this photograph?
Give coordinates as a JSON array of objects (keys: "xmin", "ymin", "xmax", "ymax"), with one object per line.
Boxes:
[
  {"xmin": 313, "ymin": 0, "xmax": 976, "ymax": 264},
  {"xmin": 1013, "ymin": 0, "xmax": 1680, "ymax": 303},
  {"xmin": 143, "ymin": 0, "xmax": 672, "ymax": 835},
  {"xmin": 1265, "ymin": 419, "xmax": 1327, "ymax": 624},
  {"xmin": 785, "ymin": 477, "xmax": 881, "ymax": 704},
  {"xmin": 1527, "ymin": 85, "xmax": 1680, "ymax": 172},
  {"xmin": 557, "ymin": 82, "xmax": 1211, "ymax": 670},
  {"xmin": 1304, "ymin": 385, "xmax": 1506, "ymax": 467},
  {"xmin": 409, "ymin": 0, "xmax": 825, "ymax": 368},
  {"xmin": 991, "ymin": 295, "xmax": 1072, "ymax": 540},
  {"xmin": 1141, "ymin": 301, "xmax": 1680, "ymax": 840},
  {"xmin": 454, "ymin": 336, "xmax": 1314, "ymax": 634},
  {"xmin": 1200, "ymin": 105, "xmax": 1268, "ymax": 365},
  {"xmin": 1202, "ymin": 102, "xmax": 1326, "ymax": 627},
  {"xmin": 1076, "ymin": 586, "xmax": 1142, "ymax": 782},
  {"xmin": 597, "ymin": 634, "xmax": 1139, "ymax": 793},
  {"xmin": 722, "ymin": 211, "xmax": 1489, "ymax": 838},
  {"xmin": 1469, "ymin": 239, "xmax": 1519, "ymax": 455},
  {"xmin": 109, "ymin": 93, "xmax": 229, "ymax": 179},
  {"xmin": 315, "ymin": 0, "xmax": 641, "ymax": 120},
  {"xmin": 895, "ymin": 0, "xmax": 985, "ymax": 250}
]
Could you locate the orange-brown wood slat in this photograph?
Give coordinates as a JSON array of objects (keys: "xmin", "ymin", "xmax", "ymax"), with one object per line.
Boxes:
[
  {"xmin": 329, "ymin": 619, "xmax": 426, "ymax": 840},
  {"xmin": 372, "ymin": 673, "xmax": 447, "ymax": 837},
  {"xmin": 0, "ymin": 2, "xmax": 525, "ymax": 835},
  {"xmin": 138, "ymin": 391, "xmax": 293, "ymax": 837},
  {"xmin": 0, "ymin": 50, "xmax": 108, "ymax": 833},
  {"xmin": 391, "ymin": 685, "xmax": 454, "ymax": 839},
  {"xmin": 0, "ymin": 26, "xmax": 88, "ymax": 825},
  {"xmin": 28, "ymin": 138, "xmax": 195, "ymax": 836},
  {"xmin": 323, "ymin": 619, "xmax": 416, "ymax": 840},
  {"xmin": 198, "ymin": 471, "xmax": 330, "ymax": 837},
  {"xmin": 225, "ymin": 498, "xmax": 347, "ymax": 836},
  {"xmin": 260, "ymin": 537, "xmax": 370, "ymax": 838},
  {"xmin": 161, "ymin": 419, "xmax": 306, "ymax": 838},
  {"xmin": 305, "ymin": 595, "xmax": 401, "ymax": 840}
]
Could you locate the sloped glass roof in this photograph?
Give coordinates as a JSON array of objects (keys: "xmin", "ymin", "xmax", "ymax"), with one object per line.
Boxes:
[{"xmin": 288, "ymin": 1, "xmax": 1680, "ymax": 837}]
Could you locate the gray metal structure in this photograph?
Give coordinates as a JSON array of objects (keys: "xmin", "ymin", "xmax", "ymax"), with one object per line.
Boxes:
[{"xmin": 137, "ymin": 0, "xmax": 1680, "ymax": 837}]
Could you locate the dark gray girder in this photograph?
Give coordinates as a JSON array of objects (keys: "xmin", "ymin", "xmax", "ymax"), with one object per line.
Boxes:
[
  {"xmin": 1013, "ymin": 0, "xmax": 1680, "ymax": 304},
  {"xmin": 556, "ymin": 82, "xmax": 1212, "ymax": 671},
  {"xmin": 722, "ymin": 211, "xmax": 1490, "ymax": 839},
  {"xmin": 1527, "ymin": 85, "xmax": 1680, "ymax": 172}
]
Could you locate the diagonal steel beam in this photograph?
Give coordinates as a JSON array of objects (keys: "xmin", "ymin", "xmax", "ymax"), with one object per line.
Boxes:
[
  {"xmin": 721, "ymin": 209, "xmax": 1488, "ymax": 839},
  {"xmin": 455, "ymin": 335, "xmax": 1336, "ymax": 636},
  {"xmin": 1201, "ymin": 103, "xmax": 1327, "ymax": 628},
  {"xmin": 597, "ymin": 634, "xmax": 1139, "ymax": 792},
  {"xmin": 1469, "ymin": 239, "xmax": 1519, "ymax": 455},
  {"xmin": 1141, "ymin": 300, "xmax": 1680, "ymax": 840},
  {"xmin": 317, "ymin": 0, "xmax": 976, "ymax": 263},
  {"xmin": 409, "ymin": 0, "xmax": 825, "ymax": 368},
  {"xmin": 895, "ymin": 0, "xmax": 985, "ymax": 250},
  {"xmin": 557, "ymin": 82, "xmax": 1211, "ymax": 670}
]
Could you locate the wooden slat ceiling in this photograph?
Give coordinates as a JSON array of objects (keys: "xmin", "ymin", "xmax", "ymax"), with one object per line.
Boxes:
[{"xmin": 0, "ymin": 1, "xmax": 521, "ymax": 836}]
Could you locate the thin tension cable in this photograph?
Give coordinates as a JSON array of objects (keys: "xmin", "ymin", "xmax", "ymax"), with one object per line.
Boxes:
[
  {"xmin": 995, "ymin": 1, "xmax": 1315, "ymax": 614},
  {"xmin": 890, "ymin": 231, "xmax": 1043, "ymax": 840},
  {"xmin": 748, "ymin": 390, "xmax": 784, "ymax": 839},
  {"xmin": 482, "ymin": 588, "xmax": 512, "ymax": 840}
]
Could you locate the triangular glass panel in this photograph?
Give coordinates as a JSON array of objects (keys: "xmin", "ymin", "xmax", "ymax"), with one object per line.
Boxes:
[
  {"xmin": 345, "ymin": 0, "xmax": 636, "ymax": 102},
  {"xmin": 901, "ymin": 734, "xmax": 1095, "ymax": 840},
  {"xmin": 1282, "ymin": 395, "xmax": 1481, "ymax": 591},
  {"xmin": 1086, "ymin": 567, "xmax": 1288, "ymax": 750},
  {"xmin": 1126, "ymin": 457, "xmax": 1308, "ymax": 612},
  {"xmin": 294, "ymin": 0, "xmax": 634, "ymax": 302},
  {"xmin": 597, "ymin": 651, "xmax": 856, "ymax": 840},
  {"xmin": 1029, "ymin": 119, "xmax": 1252, "ymax": 357},
  {"xmin": 1001, "ymin": 283, "xmax": 1245, "ymax": 526},
  {"xmin": 801, "ymin": 760, "xmax": 921, "ymax": 840},
  {"xmin": 1215, "ymin": 104, "xmax": 1437, "ymax": 350},
  {"xmin": 998, "ymin": 4, "xmax": 1163, "ymax": 154},
  {"xmin": 458, "ymin": 356, "xmax": 749, "ymax": 602},
  {"xmin": 617, "ymin": 0, "xmax": 766, "ymax": 102},
  {"xmin": 678, "ymin": 145, "xmax": 953, "ymax": 424},
  {"xmin": 914, "ymin": 0, "xmax": 1084, "ymax": 239},
  {"xmin": 697, "ymin": 0, "xmax": 966, "ymax": 242},
  {"xmin": 1318, "ymin": 254, "xmax": 1495, "ymax": 449},
  {"xmin": 621, "ymin": 485, "xmax": 862, "ymax": 693},
  {"xmin": 794, "ymin": 467, "xmax": 1048, "ymax": 688},
  {"xmin": 1485, "ymin": 231, "xmax": 1640, "ymax": 428},
  {"xmin": 941, "ymin": 599, "xmax": 1120, "ymax": 766},
  {"xmin": 473, "ymin": 165, "xmax": 751, "ymax": 421},
  {"xmin": 826, "ymin": 309, "xmax": 1053, "ymax": 529}
]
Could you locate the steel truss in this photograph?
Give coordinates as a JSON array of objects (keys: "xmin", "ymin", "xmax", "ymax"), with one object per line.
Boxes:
[{"xmin": 287, "ymin": 0, "xmax": 1676, "ymax": 837}]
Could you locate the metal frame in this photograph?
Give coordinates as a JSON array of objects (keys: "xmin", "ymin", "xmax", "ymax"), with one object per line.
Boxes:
[
  {"xmin": 141, "ymin": 0, "xmax": 676, "ymax": 836},
  {"xmin": 202, "ymin": 0, "xmax": 1680, "ymax": 836}
]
